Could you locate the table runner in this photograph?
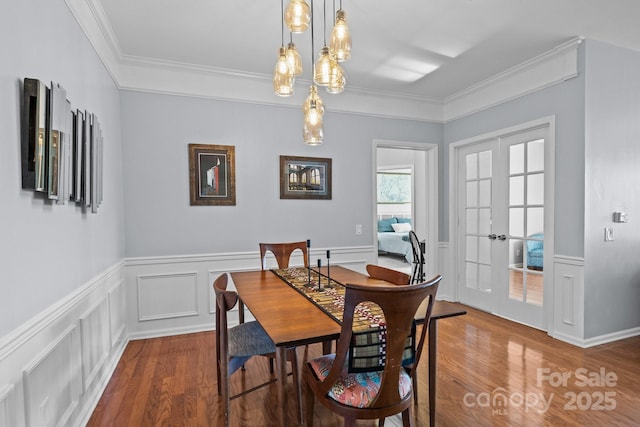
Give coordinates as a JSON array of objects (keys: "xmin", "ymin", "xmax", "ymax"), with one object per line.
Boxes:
[{"xmin": 271, "ymin": 267, "xmax": 415, "ymax": 372}]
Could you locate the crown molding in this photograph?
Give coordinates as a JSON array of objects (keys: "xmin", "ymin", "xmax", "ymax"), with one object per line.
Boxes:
[
  {"xmin": 444, "ymin": 37, "xmax": 584, "ymax": 122},
  {"xmin": 66, "ymin": 0, "xmax": 582, "ymax": 124}
]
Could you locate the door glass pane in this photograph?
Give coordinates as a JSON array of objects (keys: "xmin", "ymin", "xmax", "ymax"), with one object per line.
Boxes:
[
  {"xmin": 527, "ymin": 207, "xmax": 544, "ymax": 236},
  {"xmin": 510, "ymin": 143, "xmax": 524, "ymax": 174},
  {"xmin": 479, "ymin": 264, "xmax": 492, "ymax": 291},
  {"xmin": 466, "ymin": 181, "xmax": 478, "ymax": 207},
  {"xmin": 479, "ymin": 179, "xmax": 491, "ymax": 206},
  {"xmin": 509, "ymin": 269, "xmax": 524, "ymax": 301},
  {"xmin": 466, "ymin": 236, "xmax": 478, "ymax": 261},
  {"xmin": 478, "ymin": 237, "xmax": 491, "ymax": 264},
  {"xmin": 509, "ymin": 238, "xmax": 523, "ymax": 267},
  {"xmin": 510, "ymin": 176, "xmax": 524, "ymax": 205},
  {"xmin": 510, "ymin": 207, "xmax": 524, "ymax": 237},
  {"xmin": 466, "ymin": 262, "xmax": 478, "ymax": 289},
  {"xmin": 466, "ymin": 153, "xmax": 477, "ymax": 179},
  {"xmin": 528, "ymin": 139, "xmax": 544, "ymax": 172},
  {"xmin": 466, "ymin": 209, "xmax": 478, "ymax": 234},
  {"xmin": 478, "ymin": 150, "xmax": 492, "ymax": 178},
  {"xmin": 527, "ymin": 173, "xmax": 544, "ymax": 205},
  {"xmin": 478, "ymin": 208, "xmax": 491, "ymax": 235},
  {"xmin": 526, "ymin": 271, "xmax": 543, "ymax": 305}
]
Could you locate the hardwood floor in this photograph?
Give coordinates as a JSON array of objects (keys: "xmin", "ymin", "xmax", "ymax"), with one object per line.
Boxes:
[{"xmin": 87, "ymin": 306, "xmax": 640, "ymax": 426}]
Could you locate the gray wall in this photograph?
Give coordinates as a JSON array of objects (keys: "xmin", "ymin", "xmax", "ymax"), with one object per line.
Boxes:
[
  {"xmin": 0, "ymin": 0, "xmax": 125, "ymax": 338},
  {"xmin": 583, "ymin": 40, "xmax": 640, "ymax": 338},
  {"xmin": 120, "ymin": 91, "xmax": 442, "ymax": 257},
  {"xmin": 443, "ymin": 45, "xmax": 586, "ymax": 257}
]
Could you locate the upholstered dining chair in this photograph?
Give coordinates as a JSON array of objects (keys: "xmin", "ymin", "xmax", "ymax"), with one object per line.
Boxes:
[
  {"xmin": 366, "ymin": 263, "xmax": 411, "ymax": 285},
  {"xmin": 214, "ymin": 273, "xmax": 302, "ymax": 426},
  {"xmin": 303, "ymin": 276, "xmax": 441, "ymax": 427}
]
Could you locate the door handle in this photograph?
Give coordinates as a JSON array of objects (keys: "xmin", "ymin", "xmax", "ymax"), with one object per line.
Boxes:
[
  {"xmin": 488, "ymin": 234, "xmax": 497, "ymax": 240},
  {"xmin": 497, "ymin": 234, "xmax": 507, "ymax": 241}
]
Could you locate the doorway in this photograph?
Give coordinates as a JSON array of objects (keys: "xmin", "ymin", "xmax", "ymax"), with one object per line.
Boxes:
[
  {"xmin": 451, "ymin": 118, "xmax": 555, "ymax": 330},
  {"xmin": 373, "ymin": 140, "xmax": 438, "ymax": 280}
]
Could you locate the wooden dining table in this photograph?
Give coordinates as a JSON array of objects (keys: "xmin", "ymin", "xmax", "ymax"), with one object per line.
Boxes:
[{"xmin": 230, "ymin": 265, "xmax": 466, "ymax": 426}]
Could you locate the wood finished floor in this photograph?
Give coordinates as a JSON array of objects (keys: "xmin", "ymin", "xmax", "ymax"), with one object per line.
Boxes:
[{"xmin": 87, "ymin": 304, "xmax": 640, "ymax": 426}]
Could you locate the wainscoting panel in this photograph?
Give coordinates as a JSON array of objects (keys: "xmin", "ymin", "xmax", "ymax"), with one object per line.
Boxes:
[
  {"xmin": 125, "ymin": 246, "xmax": 376, "ymax": 338},
  {"xmin": 137, "ymin": 272, "xmax": 199, "ymax": 321},
  {"xmin": 108, "ymin": 280, "xmax": 126, "ymax": 347},
  {"xmin": 80, "ymin": 299, "xmax": 110, "ymax": 392},
  {"xmin": 551, "ymin": 256, "xmax": 584, "ymax": 346},
  {"xmin": 0, "ymin": 384, "xmax": 15, "ymax": 427},
  {"xmin": 23, "ymin": 325, "xmax": 81, "ymax": 427}
]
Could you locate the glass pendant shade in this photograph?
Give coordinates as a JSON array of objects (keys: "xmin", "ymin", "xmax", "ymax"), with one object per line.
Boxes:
[
  {"xmin": 303, "ymin": 86, "xmax": 324, "ymax": 145},
  {"xmin": 285, "ymin": 0, "xmax": 311, "ymax": 33},
  {"xmin": 285, "ymin": 42, "xmax": 303, "ymax": 76},
  {"xmin": 314, "ymin": 46, "xmax": 334, "ymax": 86},
  {"xmin": 273, "ymin": 47, "xmax": 294, "ymax": 96},
  {"xmin": 303, "ymin": 103, "xmax": 324, "ymax": 145},
  {"xmin": 329, "ymin": 9, "xmax": 351, "ymax": 62},
  {"xmin": 326, "ymin": 62, "xmax": 345, "ymax": 94}
]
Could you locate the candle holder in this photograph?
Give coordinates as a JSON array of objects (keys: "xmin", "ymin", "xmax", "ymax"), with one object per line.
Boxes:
[
  {"xmin": 317, "ymin": 259, "xmax": 323, "ymax": 292},
  {"xmin": 326, "ymin": 249, "xmax": 332, "ymax": 288},
  {"xmin": 307, "ymin": 239, "xmax": 311, "ymax": 286}
]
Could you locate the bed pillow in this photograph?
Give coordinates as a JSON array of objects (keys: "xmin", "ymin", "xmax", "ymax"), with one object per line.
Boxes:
[
  {"xmin": 377, "ymin": 218, "xmax": 397, "ymax": 232},
  {"xmin": 396, "ymin": 217, "xmax": 412, "ymax": 224},
  {"xmin": 391, "ymin": 222, "xmax": 412, "ymax": 233}
]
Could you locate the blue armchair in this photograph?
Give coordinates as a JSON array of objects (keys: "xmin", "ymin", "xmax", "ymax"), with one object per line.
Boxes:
[{"xmin": 526, "ymin": 233, "xmax": 544, "ymax": 270}]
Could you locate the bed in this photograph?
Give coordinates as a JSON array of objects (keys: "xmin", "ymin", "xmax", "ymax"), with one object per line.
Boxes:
[{"xmin": 377, "ymin": 217, "xmax": 413, "ymax": 263}]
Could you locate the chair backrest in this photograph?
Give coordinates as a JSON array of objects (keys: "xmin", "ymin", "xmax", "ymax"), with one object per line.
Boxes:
[
  {"xmin": 318, "ymin": 276, "xmax": 441, "ymax": 409},
  {"xmin": 259, "ymin": 241, "xmax": 309, "ymax": 270},
  {"xmin": 408, "ymin": 231, "xmax": 422, "ymax": 264},
  {"xmin": 214, "ymin": 273, "xmax": 236, "ymax": 362},
  {"xmin": 366, "ymin": 264, "xmax": 410, "ymax": 285}
]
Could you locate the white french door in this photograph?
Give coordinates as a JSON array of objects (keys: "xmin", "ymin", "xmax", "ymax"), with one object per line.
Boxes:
[{"xmin": 457, "ymin": 126, "xmax": 549, "ymax": 329}]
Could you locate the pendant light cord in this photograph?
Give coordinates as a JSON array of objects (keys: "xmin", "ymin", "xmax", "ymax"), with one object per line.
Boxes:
[
  {"xmin": 280, "ymin": 0, "xmax": 284, "ymax": 46},
  {"xmin": 311, "ymin": 0, "xmax": 315, "ymax": 71}
]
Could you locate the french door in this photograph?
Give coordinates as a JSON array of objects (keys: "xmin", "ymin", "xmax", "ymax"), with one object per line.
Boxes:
[{"xmin": 457, "ymin": 126, "xmax": 548, "ymax": 329}]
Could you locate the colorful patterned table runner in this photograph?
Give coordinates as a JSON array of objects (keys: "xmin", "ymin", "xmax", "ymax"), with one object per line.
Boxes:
[{"xmin": 271, "ymin": 267, "xmax": 385, "ymax": 330}]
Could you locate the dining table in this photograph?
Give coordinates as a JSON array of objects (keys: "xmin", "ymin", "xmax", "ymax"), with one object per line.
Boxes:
[{"xmin": 230, "ymin": 265, "xmax": 466, "ymax": 427}]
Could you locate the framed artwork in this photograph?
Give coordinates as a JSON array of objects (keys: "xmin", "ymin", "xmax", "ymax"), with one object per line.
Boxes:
[
  {"xmin": 189, "ymin": 143, "xmax": 236, "ymax": 206},
  {"xmin": 280, "ymin": 155, "xmax": 332, "ymax": 200}
]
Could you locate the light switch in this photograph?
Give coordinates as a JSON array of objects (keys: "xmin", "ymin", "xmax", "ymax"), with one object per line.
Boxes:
[
  {"xmin": 605, "ymin": 227, "xmax": 614, "ymax": 242},
  {"xmin": 355, "ymin": 224, "xmax": 363, "ymax": 235}
]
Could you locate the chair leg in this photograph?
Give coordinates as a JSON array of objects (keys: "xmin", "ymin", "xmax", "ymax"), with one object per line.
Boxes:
[
  {"xmin": 402, "ymin": 406, "xmax": 414, "ymax": 427},
  {"xmin": 345, "ymin": 417, "xmax": 356, "ymax": 427},
  {"xmin": 378, "ymin": 418, "xmax": 386, "ymax": 426},
  {"xmin": 413, "ymin": 366, "xmax": 418, "ymax": 405},
  {"xmin": 305, "ymin": 375, "xmax": 315, "ymax": 427}
]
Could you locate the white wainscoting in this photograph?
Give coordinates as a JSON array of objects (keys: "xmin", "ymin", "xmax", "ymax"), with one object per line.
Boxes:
[
  {"xmin": 125, "ymin": 246, "xmax": 377, "ymax": 339},
  {"xmin": 551, "ymin": 255, "xmax": 585, "ymax": 346},
  {"xmin": 0, "ymin": 262, "xmax": 126, "ymax": 427}
]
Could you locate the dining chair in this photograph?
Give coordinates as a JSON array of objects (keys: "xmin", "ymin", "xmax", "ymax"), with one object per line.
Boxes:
[
  {"xmin": 259, "ymin": 241, "xmax": 309, "ymax": 270},
  {"xmin": 303, "ymin": 276, "xmax": 441, "ymax": 426},
  {"xmin": 408, "ymin": 231, "xmax": 425, "ymax": 284},
  {"xmin": 214, "ymin": 273, "xmax": 302, "ymax": 426},
  {"xmin": 366, "ymin": 263, "xmax": 411, "ymax": 285}
]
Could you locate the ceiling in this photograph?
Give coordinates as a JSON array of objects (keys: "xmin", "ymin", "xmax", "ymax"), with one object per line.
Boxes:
[{"xmin": 95, "ymin": 0, "xmax": 640, "ymax": 102}]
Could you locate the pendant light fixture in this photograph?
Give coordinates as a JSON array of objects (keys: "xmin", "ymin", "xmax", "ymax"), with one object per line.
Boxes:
[
  {"xmin": 274, "ymin": 0, "xmax": 351, "ymax": 144},
  {"xmin": 329, "ymin": 0, "xmax": 351, "ymax": 62},
  {"xmin": 285, "ymin": 35, "xmax": 303, "ymax": 77},
  {"xmin": 285, "ymin": 0, "xmax": 311, "ymax": 33},
  {"xmin": 274, "ymin": 0, "xmax": 294, "ymax": 96},
  {"xmin": 313, "ymin": 0, "xmax": 336, "ymax": 87},
  {"xmin": 304, "ymin": 0, "xmax": 324, "ymax": 145}
]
